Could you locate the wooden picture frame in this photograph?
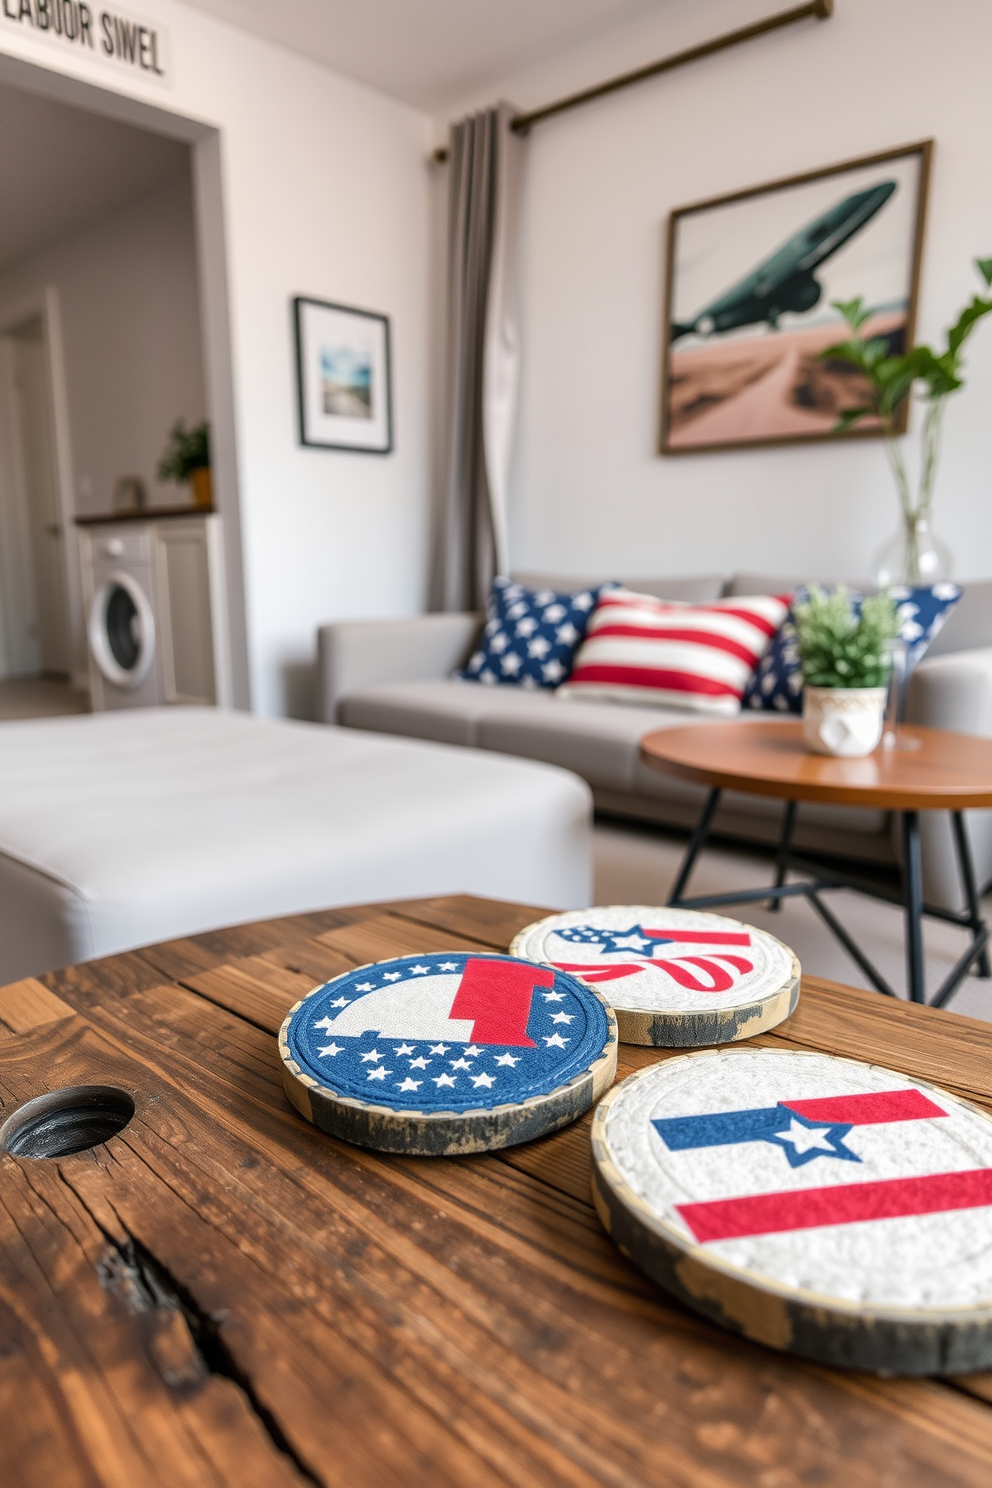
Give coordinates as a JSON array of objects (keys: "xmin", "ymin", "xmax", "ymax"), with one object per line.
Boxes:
[
  {"xmin": 659, "ymin": 140, "xmax": 932, "ymax": 455},
  {"xmin": 294, "ymin": 296, "xmax": 393, "ymax": 454}
]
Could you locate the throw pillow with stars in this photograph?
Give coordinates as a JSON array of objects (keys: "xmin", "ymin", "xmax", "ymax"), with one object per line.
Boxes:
[
  {"xmin": 279, "ymin": 952, "xmax": 617, "ymax": 1155},
  {"xmin": 460, "ymin": 577, "xmax": 615, "ymax": 690}
]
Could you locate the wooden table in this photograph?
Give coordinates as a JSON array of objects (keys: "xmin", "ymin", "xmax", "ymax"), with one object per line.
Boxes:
[
  {"xmin": 6, "ymin": 892, "xmax": 992, "ymax": 1487},
  {"xmin": 641, "ymin": 720, "xmax": 992, "ymax": 1007}
]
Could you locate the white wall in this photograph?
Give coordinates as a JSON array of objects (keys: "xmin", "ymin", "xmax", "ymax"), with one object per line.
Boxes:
[
  {"xmin": 0, "ymin": 170, "xmax": 206, "ymax": 524},
  {"xmin": 440, "ymin": 0, "xmax": 992, "ymax": 584},
  {"xmin": 0, "ymin": 2, "xmax": 433, "ymax": 715}
]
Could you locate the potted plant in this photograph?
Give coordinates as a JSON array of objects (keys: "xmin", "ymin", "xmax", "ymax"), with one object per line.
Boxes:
[
  {"xmin": 157, "ymin": 419, "xmax": 212, "ymax": 509},
  {"xmin": 793, "ymin": 586, "xmax": 900, "ymax": 756},
  {"xmin": 820, "ymin": 258, "xmax": 992, "ymax": 585}
]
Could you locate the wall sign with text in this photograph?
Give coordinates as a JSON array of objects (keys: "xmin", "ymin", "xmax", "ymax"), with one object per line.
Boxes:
[{"xmin": 2, "ymin": 0, "xmax": 170, "ymax": 84}]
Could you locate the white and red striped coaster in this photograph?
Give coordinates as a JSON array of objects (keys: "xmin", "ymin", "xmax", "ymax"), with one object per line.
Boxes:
[
  {"xmin": 510, "ymin": 905, "xmax": 799, "ymax": 1045},
  {"xmin": 592, "ymin": 1047, "xmax": 992, "ymax": 1373}
]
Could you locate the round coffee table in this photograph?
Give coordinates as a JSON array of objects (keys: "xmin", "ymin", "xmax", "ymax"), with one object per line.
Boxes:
[{"xmin": 640, "ymin": 719, "xmax": 992, "ymax": 1007}]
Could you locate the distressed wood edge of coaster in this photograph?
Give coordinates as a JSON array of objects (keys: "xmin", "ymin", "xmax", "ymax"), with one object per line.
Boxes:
[
  {"xmin": 590, "ymin": 1055, "xmax": 992, "ymax": 1375},
  {"xmin": 277, "ymin": 968, "xmax": 619, "ymax": 1157},
  {"xmin": 510, "ymin": 919, "xmax": 801, "ymax": 1048},
  {"xmin": 616, "ymin": 967, "xmax": 800, "ymax": 1047}
]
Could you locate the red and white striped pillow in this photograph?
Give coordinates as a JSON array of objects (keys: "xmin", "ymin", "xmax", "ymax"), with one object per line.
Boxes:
[{"xmin": 559, "ymin": 588, "xmax": 789, "ymax": 715}]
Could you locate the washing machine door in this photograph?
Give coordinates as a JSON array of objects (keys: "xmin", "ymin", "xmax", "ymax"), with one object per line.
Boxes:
[{"xmin": 88, "ymin": 572, "xmax": 156, "ymax": 689}]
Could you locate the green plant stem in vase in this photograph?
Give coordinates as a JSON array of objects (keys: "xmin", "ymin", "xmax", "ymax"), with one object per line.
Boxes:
[{"xmin": 819, "ymin": 258, "xmax": 992, "ymax": 586}]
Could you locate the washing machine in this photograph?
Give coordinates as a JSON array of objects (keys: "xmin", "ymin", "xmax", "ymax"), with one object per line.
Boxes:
[
  {"xmin": 78, "ymin": 515, "xmax": 227, "ymax": 711},
  {"xmin": 81, "ymin": 523, "xmax": 164, "ymax": 710}
]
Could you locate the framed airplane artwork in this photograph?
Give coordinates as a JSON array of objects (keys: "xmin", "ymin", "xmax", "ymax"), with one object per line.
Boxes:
[{"xmin": 659, "ymin": 140, "xmax": 932, "ymax": 454}]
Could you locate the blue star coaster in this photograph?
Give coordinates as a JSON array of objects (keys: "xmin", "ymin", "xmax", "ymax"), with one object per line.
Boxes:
[{"xmin": 279, "ymin": 952, "xmax": 618, "ymax": 1155}]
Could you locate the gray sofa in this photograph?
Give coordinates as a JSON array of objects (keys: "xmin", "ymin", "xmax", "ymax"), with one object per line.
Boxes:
[{"xmin": 316, "ymin": 572, "xmax": 992, "ymax": 909}]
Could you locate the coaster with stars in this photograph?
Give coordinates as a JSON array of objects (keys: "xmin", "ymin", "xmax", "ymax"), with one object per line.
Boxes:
[
  {"xmin": 592, "ymin": 1047, "xmax": 992, "ymax": 1374},
  {"xmin": 279, "ymin": 952, "xmax": 618, "ymax": 1155},
  {"xmin": 510, "ymin": 904, "xmax": 800, "ymax": 1046}
]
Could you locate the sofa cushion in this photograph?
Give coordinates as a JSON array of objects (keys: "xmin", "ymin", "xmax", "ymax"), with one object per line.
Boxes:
[
  {"xmin": 461, "ymin": 576, "xmax": 607, "ymax": 688},
  {"xmin": 338, "ymin": 680, "xmax": 890, "ymax": 838},
  {"xmin": 477, "ymin": 697, "xmax": 888, "ymax": 836},
  {"xmin": 561, "ymin": 589, "xmax": 788, "ymax": 715},
  {"xmin": 477, "ymin": 694, "xmax": 713, "ymax": 793},
  {"xmin": 340, "ymin": 678, "xmax": 519, "ymax": 746},
  {"xmin": 342, "ymin": 679, "xmax": 707, "ymax": 792}
]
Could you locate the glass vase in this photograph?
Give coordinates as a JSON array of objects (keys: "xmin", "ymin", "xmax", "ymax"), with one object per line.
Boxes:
[{"xmin": 873, "ymin": 511, "xmax": 952, "ymax": 588}]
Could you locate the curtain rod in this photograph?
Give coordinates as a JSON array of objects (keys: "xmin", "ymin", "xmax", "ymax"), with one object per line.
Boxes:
[{"xmin": 431, "ymin": 0, "xmax": 833, "ymax": 164}]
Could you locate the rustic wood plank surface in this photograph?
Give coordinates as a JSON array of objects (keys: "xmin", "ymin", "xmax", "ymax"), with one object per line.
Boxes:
[{"xmin": 3, "ymin": 893, "xmax": 992, "ymax": 1486}]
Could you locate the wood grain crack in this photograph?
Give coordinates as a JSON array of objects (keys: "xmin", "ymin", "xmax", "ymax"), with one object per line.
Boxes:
[{"xmin": 94, "ymin": 1221, "xmax": 321, "ymax": 1485}]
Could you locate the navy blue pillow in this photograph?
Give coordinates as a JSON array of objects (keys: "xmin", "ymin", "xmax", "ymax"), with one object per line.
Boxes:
[
  {"xmin": 742, "ymin": 583, "xmax": 962, "ymax": 714},
  {"xmin": 461, "ymin": 578, "xmax": 611, "ymax": 689}
]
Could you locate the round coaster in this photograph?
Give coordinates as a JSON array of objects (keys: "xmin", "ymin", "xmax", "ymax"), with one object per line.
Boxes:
[
  {"xmin": 279, "ymin": 952, "xmax": 617, "ymax": 1156},
  {"xmin": 592, "ymin": 1047, "xmax": 992, "ymax": 1373},
  {"xmin": 510, "ymin": 905, "xmax": 799, "ymax": 1046}
]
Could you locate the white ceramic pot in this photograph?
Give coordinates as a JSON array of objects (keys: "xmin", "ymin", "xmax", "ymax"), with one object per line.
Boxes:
[{"xmin": 802, "ymin": 686, "xmax": 887, "ymax": 758}]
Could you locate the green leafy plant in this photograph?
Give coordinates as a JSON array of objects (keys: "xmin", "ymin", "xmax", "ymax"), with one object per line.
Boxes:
[
  {"xmin": 818, "ymin": 259, "xmax": 992, "ymax": 581},
  {"xmin": 156, "ymin": 419, "xmax": 210, "ymax": 484},
  {"xmin": 792, "ymin": 586, "xmax": 900, "ymax": 689}
]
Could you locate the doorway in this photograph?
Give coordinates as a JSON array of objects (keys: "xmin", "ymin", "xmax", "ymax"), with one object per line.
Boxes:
[
  {"xmin": 0, "ymin": 308, "xmax": 70, "ymax": 678},
  {"xmin": 0, "ymin": 61, "xmax": 248, "ymax": 712},
  {"xmin": 0, "ymin": 286, "xmax": 85, "ymax": 718}
]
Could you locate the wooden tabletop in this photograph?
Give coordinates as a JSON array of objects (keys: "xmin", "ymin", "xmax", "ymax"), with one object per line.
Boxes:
[
  {"xmin": 641, "ymin": 719, "xmax": 992, "ymax": 810},
  {"xmin": 4, "ymin": 893, "xmax": 992, "ymax": 1487}
]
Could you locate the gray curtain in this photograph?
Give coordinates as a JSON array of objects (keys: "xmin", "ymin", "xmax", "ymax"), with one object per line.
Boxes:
[{"xmin": 431, "ymin": 103, "xmax": 523, "ymax": 612}]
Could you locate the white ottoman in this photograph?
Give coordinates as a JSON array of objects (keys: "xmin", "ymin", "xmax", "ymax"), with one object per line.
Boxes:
[{"xmin": 0, "ymin": 708, "xmax": 592, "ymax": 982}]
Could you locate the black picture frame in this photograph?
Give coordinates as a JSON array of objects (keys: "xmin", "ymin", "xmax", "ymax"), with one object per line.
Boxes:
[
  {"xmin": 659, "ymin": 140, "xmax": 932, "ymax": 454},
  {"xmin": 293, "ymin": 295, "xmax": 393, "ymax": 454}
]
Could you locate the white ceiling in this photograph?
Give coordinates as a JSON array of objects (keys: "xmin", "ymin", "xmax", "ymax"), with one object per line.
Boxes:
[
  {"xmin": 0, "ymin": 84, "xmax": 189, "ymax": 277},
  {"xmin": 184, "ymin": 0, "xmax": 669, "ymax": 112}
]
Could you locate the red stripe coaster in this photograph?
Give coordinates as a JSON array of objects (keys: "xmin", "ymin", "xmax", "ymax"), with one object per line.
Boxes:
[
  {"xmin": 591, "ymin": 1048, "xmax": 992, "ymax": 1370},
  {"xmin": 677, "ymin": 1168, "xmax": 992, "ymax": 1243},
  {"xmin": 782, "ymin": 1089, "xmax": 946, "ymax": 1126}
]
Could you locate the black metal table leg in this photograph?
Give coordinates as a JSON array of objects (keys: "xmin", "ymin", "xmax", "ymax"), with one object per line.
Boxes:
[
  {"xmin": 805, "ymin": 890, "xmax": 898, "ymax": 997},
  {"xmin": 952, "ymin": 811, "xmax": 992, "ymax": 978},
  {"xmin": 663, "ymin": 787, "xmax": 988, "ymax": 1010},
  {"xmin": 902, "ymin": 811, "xmax": 926, "ymax": 1004},
  {"xmin": 769, "ymin": 800, "xmax": 797, "ymax": 912},
  {"xmin": 668, "ymin": 788, "xmax": 722, "ymax": 906}
]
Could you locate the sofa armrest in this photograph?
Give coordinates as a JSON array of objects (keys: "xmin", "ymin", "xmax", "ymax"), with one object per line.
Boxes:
[
  {"xmin": 902, "ymin": 647, "xmax": 992, "ymax": 908},
  {"xmin": 904, "ymin": 647, "xmax": 992, "ymax": 736},
  {"xmin": 316, "ymin": 613, "xmax": 482, "ymax": 723}
]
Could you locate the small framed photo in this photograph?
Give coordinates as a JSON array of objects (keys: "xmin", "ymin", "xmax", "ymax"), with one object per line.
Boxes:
[
  {"xmin": 660, "ymin": 140, "xmax": 932, "ymax": 454},
  {"xmin": 294, "ymin": 296, "xmax": 393, "ymax": 453}
]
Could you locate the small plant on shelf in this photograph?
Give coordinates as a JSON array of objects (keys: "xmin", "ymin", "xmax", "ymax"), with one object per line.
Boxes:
[
  {"xmin": 157, "ymin": 419, "xmax": 212, "ymax": 509},
  {"xmin": 792, "ymin": 586, "xmax": 899, "ymax": 689},
  {"xmin": 157, "ymin": 419, "xmax": 210, "ymax": 482}
]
